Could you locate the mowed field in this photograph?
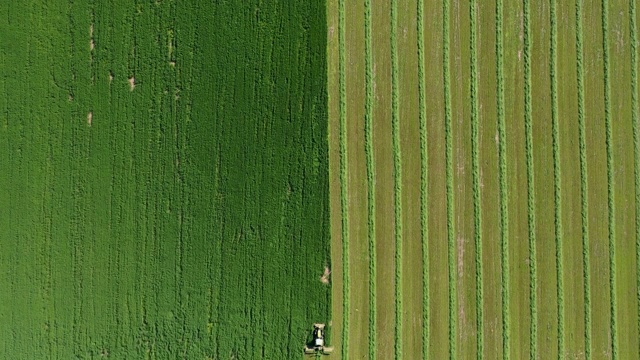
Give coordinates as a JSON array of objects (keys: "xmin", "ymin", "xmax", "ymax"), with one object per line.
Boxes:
[
  {"xmin": 328, "ymin": 0, "xmax": 640, "ymax": 359},
  {"xmin": 0, "ymin": 1, "xmax": 330, "ymax": 359}
]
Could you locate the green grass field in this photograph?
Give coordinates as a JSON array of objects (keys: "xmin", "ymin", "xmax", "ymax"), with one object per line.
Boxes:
[
  {"xmin": 4, "ymin": 0, "xmax": 640, "ymax": 359},
  {"xmin": 0, "ymin": 1, "xmax": 330, "ymax": 358},
  {"xmin": 329, "ymin": 0, "xmax": 640, "ymax": 358}
]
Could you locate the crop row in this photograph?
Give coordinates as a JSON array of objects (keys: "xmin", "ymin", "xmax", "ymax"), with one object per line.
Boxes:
[
  {"xmin": 469, "ymin": 0, "xmax": 484, "ymax": 358},
  {"xmin": 338, "ymin": 0, "xmax": 350, "ymax": 357},
  {"xmin": 442, "ymin": 0, "xmax": 457, "ymax": 357},
  {"xmin": 364, "ymin": 0, "xmax": 377, "ymax": 358},
  {"xmin": 601, "ymin": 0, "xmax": 618, "ymax": 357},
  {"xmin": 390, "ymin": 0, "xmax": 404, "ymax": 358},
  {"xmin": 495, "ymin": 0, "xmax": 511, "ymax": 357},
  {"xmin": 574, "ymin": 0, "xmax": 592, "ymax": 358},
  {"xmin": 550, "ymin": 0, "xmax": 566, "ymax": 356},
  {"xmin": 631, "ymin": 0, "xmax": 640, "ymax": 358},
  {"xmin": 522, "ymin": 0, "xmax": 537, "ymax": 358},
  {"xmin": 417, "ymin": 0, "xmax": 430, "ymax": 358}
]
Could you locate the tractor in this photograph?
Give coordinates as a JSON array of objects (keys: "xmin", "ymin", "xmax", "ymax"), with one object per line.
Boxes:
[{"xmin": 304, "ymin": 323, "xmax": 334, "ymax": 356}]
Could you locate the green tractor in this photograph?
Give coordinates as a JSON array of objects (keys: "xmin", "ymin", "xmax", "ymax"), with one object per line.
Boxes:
[{"xmin": 303, "ymin": 323, "xmax": 334, "ymax": 356}]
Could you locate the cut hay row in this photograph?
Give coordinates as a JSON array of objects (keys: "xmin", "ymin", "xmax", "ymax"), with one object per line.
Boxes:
[
  {"xmin": 601, "ymin": 0, "xmax": 618, "ymax": 357},
  {"xmin": 550, "ymin": 0, "xmax": 565, "ymax": 356},
  {"xmin": 574, "ymin": 0, "xmax": 592, "ymax": 358},
  {"xmin": 417, "ymin": 0, "xmax": 430, "ymax": 358},
  {"xmin": 631, "ymin": 0, "xmax": 640, "ymax": 358},
  {"xmin": 390, "ymin": 0, "xmax": 404, "ymax": 358},
  {"xmin": 443, "ymin": 0, "xmax": 457, "ymax": 357},
  {"xmin": 338, "ymin": 0, "xmax": 350, "ymax": 357},
  {"xmin": 495, "ymin": 0, "xmax": 511, "ymax": 356},
  {"xmin": 469, "ymin": 0, "xmax": 484, "ymax": 358},
  {"xmin": 364, "ymin": 0, "xmax": 377, "ymax": 358},
  {"xmin": 522, "ymin": 0, "xmax": 537, "ymax": 357}
]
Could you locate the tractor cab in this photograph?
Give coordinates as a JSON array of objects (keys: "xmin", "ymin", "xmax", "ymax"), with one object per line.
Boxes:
[{"xmin": 304, "ymin": 323, "xmax": 334, "ymax": 356}]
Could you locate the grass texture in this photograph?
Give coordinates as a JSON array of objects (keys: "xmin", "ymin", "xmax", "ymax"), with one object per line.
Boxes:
[{"xmin": 0, "ymin": 1, "xmax": 330, "ymax": 358}]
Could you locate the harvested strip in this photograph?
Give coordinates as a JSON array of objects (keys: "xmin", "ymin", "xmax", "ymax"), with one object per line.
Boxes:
[
  {"xmin": 601, "ymin": 0, "xmax": 617, "ymax": 357},
  {"xmin": 523, "ymin": 0, "xmax": 537, "ymax": 357},
  {"xmin": 390, "ymin": 0, "xmax": 404, "ymax": 358},
  {"xmin": 338, "ymin": 0, "xmax": 350, "ymax": 357},
  {"xmin": 574, "ymin": 0, "xmax": 592, "ymax": 358},
  {"xmin": 364, "ymin": 0, "xmax": 377, "ymax": 358},
  {"xmin": 631, "ymin": 0, "xmax": 640, "ymax": 358},
  {"xmin": 550, "ymin": 0, "xmax": 565, "ymax": 357},
  {"xmin": 417, "ymin": 0, "xmax": 430, "ymax": 358},
  {"xmin": 469, "ymin": 0, "xmax": 484, "ymax": 358},
  {"xmin": 495, "ymin": 0, "xmax": 511, "ymax": 357},
  {"xmin": 443, "ymin": 0, "xmax": 457, "ymax": 358}
]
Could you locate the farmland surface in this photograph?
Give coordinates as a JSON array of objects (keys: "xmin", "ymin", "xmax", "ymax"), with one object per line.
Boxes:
[
  {"xmin": 328, "ymin": 0, "xmax": 640, "ymax": 358},
  {"xmin": 0, "ymin": 1, "xmax": 330, "ymax": 359}
]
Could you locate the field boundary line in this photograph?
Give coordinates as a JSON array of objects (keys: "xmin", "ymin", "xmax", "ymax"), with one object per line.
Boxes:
[
  {"xmin": 391, "ymin": 0, "xmax": 404, "ymax": 357},
  {"xmin": 523, "ymin": 0, "xmax": 538, "ymax": 357},
  {"xmin": 574, "ymin": 0, "xmax": 592, "ymax": 358},
  {"xmin": 631, "ymin": 0, "xmax": 640, "ymax": 358},
  {"xmin": 417, "ymin": 0, "xmax": 430, "ymax": 358},
  {"xmin": 602, "ymin": 0, "xmax": 618, "ymax": 357},
  {"xmin": 364, "ymin": 0, "xmax": 377, "ymax": 358},
  {"xmin": 469, "ymin": 0, "xmax": 484, "ymax": 358},
  {"xmin": 496, "ymin": 0, "xmax": 511, "ymax": 357},
  {"xmin": 550, "ymin": 0, "xmax": 566, "ymax": 357},
  {"xmin": 338, "ymin": 0, "xmax": 350, "ymax": 357},
  {"xmin": 443, "ymin": 0, "xmax": 457, "ymax": 357}
]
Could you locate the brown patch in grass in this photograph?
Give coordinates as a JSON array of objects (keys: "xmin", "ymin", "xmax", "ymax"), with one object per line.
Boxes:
[
  {"xmin": 128, "ymin": 77, "xmax": 136, "ymax": 91},
  {"xmin": 320, "ymin": 266, "xmax": 331, "ymax": 285},
  {"xmin": 90, "ymin": 24, "xmax": 95, "ymax": 51},
  {"xmin": 87, "ymin": 111, "xmax": 93, "ymax": 126}
]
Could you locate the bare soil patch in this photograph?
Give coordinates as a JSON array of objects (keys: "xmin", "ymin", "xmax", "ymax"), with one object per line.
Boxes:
[
  {"xmin": 320, "ymin": 266, "xmax": 331, "ymax": 284},
  {"xmin": 128, "ymin": 77, "xmax": 136, "ymax": 91}
]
